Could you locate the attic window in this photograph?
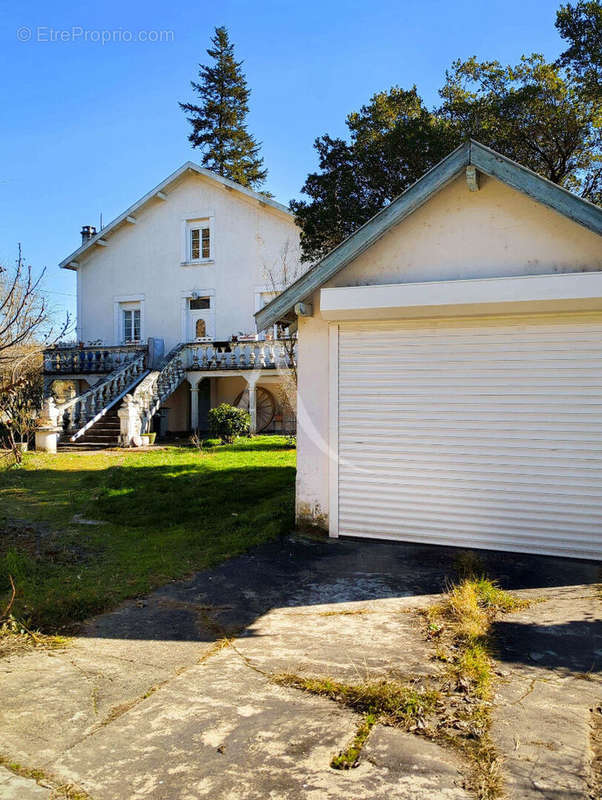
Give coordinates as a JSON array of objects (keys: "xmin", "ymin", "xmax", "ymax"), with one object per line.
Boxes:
[{"xmin": 190, "ymin": 225, "xmax": 210, "ymax": 261}]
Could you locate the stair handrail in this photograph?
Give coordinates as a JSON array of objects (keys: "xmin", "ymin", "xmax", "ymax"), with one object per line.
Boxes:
[{"xmin": 50, "ymin": 352, "xmax": 148, "ymax": 441}]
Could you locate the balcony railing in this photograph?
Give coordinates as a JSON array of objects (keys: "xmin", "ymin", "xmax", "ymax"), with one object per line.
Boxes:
[
  {"xmin": 43, "ymin": 339, "xmax": 295, "ymax": 376},
  {"xmin": 44, "ymin": 344, "xmax": 146, "ymax": 375},
  {"xmin": 182, "ymin": 338, "xmax": 295, "ymax": 370}
]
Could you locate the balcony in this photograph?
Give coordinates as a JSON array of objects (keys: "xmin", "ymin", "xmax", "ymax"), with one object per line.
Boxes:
[
  {"xmin": 44, "ymin": 344, "xmax": 147, "ymax": 375},
  {"xmin": 43, "ymin": 339, "xmax": 296, "ymax": 380},
  {"xmin": 181, "ymin": 338, "xmax": 295, "ymax": 371}
]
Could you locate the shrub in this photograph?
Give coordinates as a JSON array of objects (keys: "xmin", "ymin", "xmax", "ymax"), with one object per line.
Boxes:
[{"xmin": 208, "ymin": 403, "xmax": 250, "ymax": 444}]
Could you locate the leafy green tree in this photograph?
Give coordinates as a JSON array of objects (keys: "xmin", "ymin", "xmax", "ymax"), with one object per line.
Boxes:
[
  {"xmin": 438, "ymin": 55, "xmax": 601, "ymax": 199},
  {"xmin": 556, "ymin": 1, "xmax": 602, "ymax": 103},
  {"xmin": 291, "ymin": 88, "xmax": 459, "ymax": 262},
  {"xmin": 180, "ymin": 26, "xmax": 267, "ymax": 189},
  {"xmin": 293, "ymin": 52, "xmax": 600, "ymax": 263}
]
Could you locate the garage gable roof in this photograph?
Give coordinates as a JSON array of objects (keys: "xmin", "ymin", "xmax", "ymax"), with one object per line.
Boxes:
[
  {"xmin": 255, "ymin": 140, "xmax": 602, "ymax": 331},
  {"xmin": 59, "ymin": 162, "xmax": 293, "ymax": 271}
]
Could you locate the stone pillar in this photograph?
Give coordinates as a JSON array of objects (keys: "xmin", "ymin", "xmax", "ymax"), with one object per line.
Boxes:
[
  {"xmin": 35, "ymin": 397, "xmax": 61, "ymax": 452},
  {"xmin": 117, "ymin": 394, "xmax": 142, "ymax": 447},
  {"xmin": 248, "ymin": 383, "xmax": 257, "ymax": 434},
  {"xmin": 190, "ymin": 385, "xmax": 199, "ymax": 431},
  {"xmin": 35, "ymin": 428, "xmax": 60, "ymax": 453}
]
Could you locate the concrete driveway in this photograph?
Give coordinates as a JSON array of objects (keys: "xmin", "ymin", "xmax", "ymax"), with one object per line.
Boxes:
[{"xmin": 1, "ymin": 535, "xmax": 600, "ymax": 799}]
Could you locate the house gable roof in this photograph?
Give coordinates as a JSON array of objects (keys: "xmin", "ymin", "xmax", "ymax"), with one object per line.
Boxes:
[
  {"xmin": 255, "ymin": 140, "xmax": 602, "ymax": 331},
  {"xmin": 59, "ymin": 163, "xmax": 294, "ymax": 270}
]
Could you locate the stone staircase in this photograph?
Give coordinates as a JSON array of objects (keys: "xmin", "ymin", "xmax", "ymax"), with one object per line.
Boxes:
[
  {"xmin": 58, "ymin": 407, "xmax": 121, "ymax": 451},
  {"xmin": 50, "ymin": 345, "xmax": 187, "ymax": 451}
]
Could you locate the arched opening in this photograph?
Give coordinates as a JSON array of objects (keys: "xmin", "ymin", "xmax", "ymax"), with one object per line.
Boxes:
[{"xmin": 195, "ymin": 318, "xmax": 206, "ymax": 338}]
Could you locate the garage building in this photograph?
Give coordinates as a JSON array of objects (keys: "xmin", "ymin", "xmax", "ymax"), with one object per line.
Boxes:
[{"xmin": 256, "ymin": 141, "xmax": 602, "ymax": 560}]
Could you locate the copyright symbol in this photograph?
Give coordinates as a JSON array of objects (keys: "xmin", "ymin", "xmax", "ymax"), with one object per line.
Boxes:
[{"xmin": 16, "ymin": 26, "xmax": 32, "ymax": 42}]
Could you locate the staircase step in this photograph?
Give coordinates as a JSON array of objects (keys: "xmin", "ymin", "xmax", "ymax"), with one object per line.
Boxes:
[{"xmin": 58, "ymin": 443, "xmax": 117, "ymax": 451}]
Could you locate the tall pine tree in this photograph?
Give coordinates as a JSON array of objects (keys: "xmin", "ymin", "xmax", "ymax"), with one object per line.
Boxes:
[{"xmin": 180, "ymin": 26, "xmax": 267, "ymax": 189}]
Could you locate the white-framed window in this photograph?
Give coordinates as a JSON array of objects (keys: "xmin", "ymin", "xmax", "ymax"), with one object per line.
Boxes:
[
  {"xmin": 189, "ymin": 223, "xmax": 211, "ymax": 261},
  {"xmin": 181, "ymin": 214, "xmax": 214, "ymax": 265},
  {"xmin": 122, "ymin": 307, "xmax": 141, "ymax": 342},
  {"xmin": 113, "ymin": 294, "xmax": 145, "ymax": 346}
]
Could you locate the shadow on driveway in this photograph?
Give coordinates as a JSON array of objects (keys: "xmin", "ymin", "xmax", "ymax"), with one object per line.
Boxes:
[{"xmin": 82, "ymin": 534, "xmax": 601, "ymax": 670}]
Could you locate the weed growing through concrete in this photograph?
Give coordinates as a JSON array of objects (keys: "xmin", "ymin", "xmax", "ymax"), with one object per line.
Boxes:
[
  {"xmin": 330, "ymin": 714, "xmax": 377, "ymax": 769},
  {"xmin": 0, "ymin": 755, "xmax": 92, "ymax": 799},
  {"xmin": 274, "ymin": 675, "xmax": 439, "ymax": 727},
  {"xmin": 273, "ymin": 577, "xmax": 528, "ymax": 799},
  {"xmin": 273, "ymin": 673, "xmax": 440, "ymax": 766},
  {"xmin": 318, "ymin": 608, "xmax": 371, "ymax": 617},
  {"xmin": 427, "ymin": 577, "xmax": 530, "ymax": 799}
]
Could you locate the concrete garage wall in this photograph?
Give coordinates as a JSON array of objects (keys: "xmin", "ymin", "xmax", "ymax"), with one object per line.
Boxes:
[
  {"xmin": 328, "ymin": 174, "xmax": 602, "ymax": 290},
  {"xmin": 295, "ymin": 175, "xmax": 602, "ymax": 529}
]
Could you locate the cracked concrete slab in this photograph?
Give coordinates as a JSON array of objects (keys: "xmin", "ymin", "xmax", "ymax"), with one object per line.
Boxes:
[
  {"xmin": 491, "ymin": 585, "xmax": 602, "ymax": 799},
  {"xmin": 0, "ymin": 536, "xmax": 599, "ymax": 800},
  {"xmin": 0, "ymin": 627, "xmax": 211, "ymax": 764},
  {"xmin": 53, "ymin": 649, "xmax": 469, "ymax": 800}
]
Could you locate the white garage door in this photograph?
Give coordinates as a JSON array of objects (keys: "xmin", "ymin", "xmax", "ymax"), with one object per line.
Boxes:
[{"xmin": 337, "ymin": 314, "xmax": 602, "ymax": 560}]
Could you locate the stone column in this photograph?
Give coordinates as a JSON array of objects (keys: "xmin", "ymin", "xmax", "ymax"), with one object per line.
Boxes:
[
  {"xmin": 190, "ymin": 384, "xmax": 199, "ymax": 431},
  {"xmin": 35, "ymin": 397, "xmax": 61, "ymax": 452},
  {"xmin": 117, "ymin": 394, "xmax": 142, "ymax": 447},
  {"xmin": 248, "ymin": 383, "xmax": 257, "ymax": 434}
]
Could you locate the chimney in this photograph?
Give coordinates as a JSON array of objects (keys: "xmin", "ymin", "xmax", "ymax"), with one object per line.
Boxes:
[{"xmin": 80, "ymin": 225, "xmax": 97, "ymax": 244}]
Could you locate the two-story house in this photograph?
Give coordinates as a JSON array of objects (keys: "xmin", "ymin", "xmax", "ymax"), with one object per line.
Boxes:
[{"xmin": 40, "ymin": 163, "xmax": 302, "ymax": 450}]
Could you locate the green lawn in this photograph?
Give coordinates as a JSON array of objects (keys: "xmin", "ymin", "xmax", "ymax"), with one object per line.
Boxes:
[{"xmin": 0, "ymin": 437, "xmax": 296, "ymax": 632}]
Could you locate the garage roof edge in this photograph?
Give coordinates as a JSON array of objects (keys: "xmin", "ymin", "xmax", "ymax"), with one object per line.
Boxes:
[{"xmin": 255, "ymin": 140, "xmax": 602, "ymax": 332}]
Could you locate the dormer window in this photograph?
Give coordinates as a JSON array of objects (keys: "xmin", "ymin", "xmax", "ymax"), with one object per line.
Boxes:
[{"xmin": 190, "ymin": 224, "xmax": 211, "ymax": 261}]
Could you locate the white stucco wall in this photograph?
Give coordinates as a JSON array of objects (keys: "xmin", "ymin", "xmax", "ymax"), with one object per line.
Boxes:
[
  {"xmin": 295, "ymin": 174, "xmax": 602, "ymax": 528},
  {"xmin": 74, "ymin": 171, "xmax": 300, "ymax": 351}
]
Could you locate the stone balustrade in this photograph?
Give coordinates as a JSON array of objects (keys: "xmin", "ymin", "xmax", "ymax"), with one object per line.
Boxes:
[
  {"xmin": 56, "ymin": 353, "xmax": 147, "ymax": 439},
  {"xmin": 43, "ymin": 344, "xmax": 145, "ymax": 374},
  {"xmin": 182, "ymin": 338, "xmax": 296, "ymax": 371},
  {"xmin": 120, "ymin": 347, "xmax": 186, "ymax": 444}
]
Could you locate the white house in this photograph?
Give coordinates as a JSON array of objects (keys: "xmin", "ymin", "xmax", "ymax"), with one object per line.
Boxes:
[
  {"xmin": 256, "ymin": 141, "xmax": 602, "ymax": 561},
  {"xmin": 42, "ymin": 163, "xmax": 302, "ymax": 449}
]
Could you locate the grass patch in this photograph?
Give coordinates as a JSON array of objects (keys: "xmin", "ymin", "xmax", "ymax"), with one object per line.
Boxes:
[{"xmin": 0, "ymin": 438, "xmax": 295, "ymax": 632}]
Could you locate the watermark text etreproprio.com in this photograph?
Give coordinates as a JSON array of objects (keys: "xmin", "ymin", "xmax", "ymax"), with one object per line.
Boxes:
[{"xmin": 16, "ymin": 26, "xmax": 175, "ymax": 44}]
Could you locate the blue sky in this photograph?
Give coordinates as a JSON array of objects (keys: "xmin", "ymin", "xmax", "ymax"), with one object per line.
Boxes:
[{"xmin": 0, "ymin": 0, "xmax": 565, "ymax": 322}]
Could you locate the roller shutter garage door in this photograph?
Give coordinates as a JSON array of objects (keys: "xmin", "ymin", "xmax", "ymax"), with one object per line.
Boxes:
[{"xmin": 337, "ymin": 314, "xmax": 602, "ymax": 560}]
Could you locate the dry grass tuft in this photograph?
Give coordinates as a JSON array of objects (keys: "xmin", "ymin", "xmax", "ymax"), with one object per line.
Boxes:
[{"xmin": 0, "ymin": 620, "xmax": 69, "ymax": 659}]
